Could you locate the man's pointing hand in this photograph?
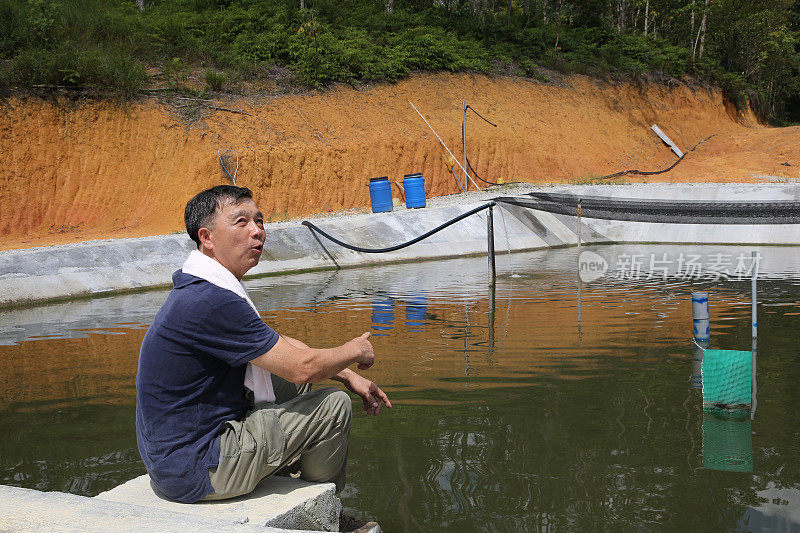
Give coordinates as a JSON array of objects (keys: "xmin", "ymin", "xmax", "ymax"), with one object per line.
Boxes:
[{"xmin": 351, "ymin": 331, "xmax": 374, "ymax": 370}]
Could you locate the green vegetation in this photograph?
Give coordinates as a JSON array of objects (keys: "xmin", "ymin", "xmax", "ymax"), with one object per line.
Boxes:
[
  {"xmin": 1, "ymin": 0, "xmax": 799, "ymax": 121},
  {"xmin": 204, "ymin": 69, "xmax": 227, "ymax": 91}
]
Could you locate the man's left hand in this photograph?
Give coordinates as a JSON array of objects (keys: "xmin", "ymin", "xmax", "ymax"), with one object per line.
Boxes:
[{"xmin": 343, "ymin": 374, "xmax": 392, "ymax": 416}]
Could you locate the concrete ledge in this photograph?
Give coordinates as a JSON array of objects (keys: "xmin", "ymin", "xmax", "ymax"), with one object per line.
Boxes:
[
  {"xmin": 96, "ymin": 475, "xmax": 342, "ymax": 531},
  {"xmin": 0, "ymin": 484, "xmax": 291, "ymax": 532},
  {"xmin": 0, "ymin": 200, "xmax": 558, "ymax": 308},
  {"xmin": 3, "ymin": 183, "xmax": 800, "ymax": 308},
  {"xmin": 0, "ymin": 234, "xmax": 194, "ymax": 308}
]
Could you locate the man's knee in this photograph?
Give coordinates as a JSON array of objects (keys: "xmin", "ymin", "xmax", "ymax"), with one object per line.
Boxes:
[
  {"xmin": 296, "ymin": 389, "xmax": 351, "ymax": 489},
  {"xmin": 312, "ymin": 387, "xmax": 353, "ymax": 428},
  {"xmin": 325, "ymin": 389, "xmax": 352, "ymax": 427}
]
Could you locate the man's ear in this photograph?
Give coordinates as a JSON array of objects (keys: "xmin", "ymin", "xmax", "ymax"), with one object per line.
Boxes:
[{"xmin": 198, "ymin": 227, "xmax": 213, "ymax": 250}]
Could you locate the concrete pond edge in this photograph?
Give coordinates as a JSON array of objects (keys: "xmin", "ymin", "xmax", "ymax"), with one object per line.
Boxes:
[{"xmin": 2, "ymin": 183, "xmax": 800, "ymax": 309}]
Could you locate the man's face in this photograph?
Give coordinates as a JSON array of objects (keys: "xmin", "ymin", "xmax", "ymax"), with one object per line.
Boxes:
[{"xmin": 201, "ymin": 198, "xmax": 265, "ymax": 280}]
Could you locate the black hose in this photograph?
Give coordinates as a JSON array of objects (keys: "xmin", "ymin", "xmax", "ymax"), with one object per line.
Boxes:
[
  {"xmin": 465, "ymin": 134, "xmax": 716, "ymax": 186},
  {"xmin": 465, "ymin": 105, "xmax": 498, "ymax": 128},
  {"xmin": 594, "ymin": 134, "xmax": 716, "ymax": 180},
  {"xmin": 461, "ymin": 104, "xmax": 507, "ymax": 186},
  {"xmin": 467, "ymin": 156, "xmax": 506, "ymax": 186},
  {"xmin": 303, "ymin": 135, "xmax": 720, "ymax": 253},
  {"xmin": 302, "ymin": 202, "xmax": 495, "ymax": 253}
]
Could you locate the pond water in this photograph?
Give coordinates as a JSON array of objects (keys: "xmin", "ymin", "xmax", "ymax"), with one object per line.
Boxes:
[{"xmin": 1, "ymin": 244, "xmax": 800, "ymax": 531}]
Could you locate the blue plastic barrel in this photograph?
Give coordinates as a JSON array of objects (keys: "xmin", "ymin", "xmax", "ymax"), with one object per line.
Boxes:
[
  {"xmin": 403, "ymin": 173, "xmax": 426, "ymax": 209},
  {"xmin": 368, "ymin": 176, "xmax": 392, "ymax": 213}
]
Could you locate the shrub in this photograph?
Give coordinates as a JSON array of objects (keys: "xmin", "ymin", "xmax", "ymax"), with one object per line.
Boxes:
[
  {"xmin": 204, "ymin": 69, "xmax": 227, "ymax": 91},
  {"xmin": 518, "ymin": 59, "xmax": 549, "ymax": 82}
]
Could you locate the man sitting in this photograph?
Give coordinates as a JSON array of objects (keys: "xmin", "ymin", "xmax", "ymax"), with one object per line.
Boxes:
[{"xmin": 135, "ymin": 185, "xmax": 391, "ymax": 503}]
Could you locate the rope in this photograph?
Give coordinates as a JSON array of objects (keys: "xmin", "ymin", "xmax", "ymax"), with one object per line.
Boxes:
[
  {"xmin": 594, "ymin": 134, "xmax": 716, "ymax": 180},
  {"xmin": 302, "ymin": 202, "xmax": 495, "ymax": 253},
  {"xmin": 692, "ymin": 338, "xmax": 707, "ymax": 351}
]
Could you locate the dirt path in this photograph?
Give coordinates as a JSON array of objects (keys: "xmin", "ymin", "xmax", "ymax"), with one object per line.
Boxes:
[{"xmin": 1, "ymin": 72, "xmax": 797, "ymax": 251}]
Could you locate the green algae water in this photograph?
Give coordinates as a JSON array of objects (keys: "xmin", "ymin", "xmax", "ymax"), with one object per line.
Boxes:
[{"xmin": 2, "ymin": 244, "xmax": 800, "ymax": 531}]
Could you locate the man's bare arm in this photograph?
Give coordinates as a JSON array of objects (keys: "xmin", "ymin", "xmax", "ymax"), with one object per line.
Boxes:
[
  {"xmin": 250, "ymin": 333, "xmax": 373, "ymax": 384},
  {"xmin": 282, "ymin": 335, "xmax": 392, "ymax": 415},
  {"xmin": 280, "ymin": 336, "xmax": 375, "ymax": 386}
]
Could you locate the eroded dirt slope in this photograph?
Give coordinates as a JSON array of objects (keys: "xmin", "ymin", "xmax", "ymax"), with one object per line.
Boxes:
[{"xmin": 1, "ymin": 73, "xmax": 797, "ymax": 250}]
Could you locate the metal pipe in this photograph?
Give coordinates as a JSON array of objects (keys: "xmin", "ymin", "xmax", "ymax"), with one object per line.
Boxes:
[
  {"xmin": 462, "ymin": 101, "xmax": 468, "ymax": 191},
  {"xmin": 488, "ymin": 280, "xmax": 496, "ymax": 359},
  {"xmin": 751, "ymin": 337, "xmax": 758, "ymax": 419},
  {"xmin": 577, "ymin": 199, "xmax": 582, "ymax": 339},
  {"xmin": 487, "ymin": 204, "xmax": 496, "ymax": 280},
  {"xmin": 448, "ymin": 167, "xmax": 466, "ymax": 193},
  {"xmin": 409, "ymin": 101, "xmax": 482, "ymax": 191}
]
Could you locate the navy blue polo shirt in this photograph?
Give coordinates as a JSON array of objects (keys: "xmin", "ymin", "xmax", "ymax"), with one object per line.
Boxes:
[{"xmin": 135, "ymin": 271, "xmax": 279, "ymax": 503}]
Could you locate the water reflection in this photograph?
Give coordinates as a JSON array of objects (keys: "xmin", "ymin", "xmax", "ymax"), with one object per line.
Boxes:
[
  {"xmin": 702, "ymin": 412, "xmax": 753, "ymax": 473},
  {"xmin": 0, "ymin": 292, "xmax": 162, "ymax": 346},
  {"xmin": 691, "ymin": 340, "xmax": 707, "ymax": 390},
  {"xmin": 371, "ymin": 298, "xmax": 394, "ymax": 334},
  {"xmin": 0, "ymin": 244, "xmax": 799, "ymax": 531},
  {"xmin": 404, "ymin": 294, "xmax": 427, "ymax": 332},
  {"xmin": 743, "ymin": 483, "xmax": 800, "ymax": 531}
]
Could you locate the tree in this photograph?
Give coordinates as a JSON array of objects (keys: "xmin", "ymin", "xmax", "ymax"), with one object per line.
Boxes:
[{"xmin": 692, "ymin": 0, "xmax": 708, "ymax": 61}]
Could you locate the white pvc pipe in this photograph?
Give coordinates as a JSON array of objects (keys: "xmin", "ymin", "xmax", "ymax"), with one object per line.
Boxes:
[
  {"xmin": 692, "ymin": 291, "xmax": 710, "ymax": 342},
  {"xmin": 751, "ymin": 251, "xmax": 758, "ymax": 418},
  {"xmin": 752, "ymin": 251, "xmax": 758, "ymax": 339},
  {"xmin": 409, "ymin": 101, "xmax": 482, "ymax": 191},
  {"xmin": 691, "ymin": 343, "xmax": 703, "ymax": 389}
]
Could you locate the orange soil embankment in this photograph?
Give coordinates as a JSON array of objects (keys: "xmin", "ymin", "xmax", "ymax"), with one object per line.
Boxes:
[{"xmin": 1, "ymin": 73, "xmax": 798, "ymax": 251}]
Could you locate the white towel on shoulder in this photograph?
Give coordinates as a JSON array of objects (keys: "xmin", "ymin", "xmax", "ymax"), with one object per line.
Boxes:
[{"xmin": 182, "ymin": 249, "xmax": 275, "ymax": 403}]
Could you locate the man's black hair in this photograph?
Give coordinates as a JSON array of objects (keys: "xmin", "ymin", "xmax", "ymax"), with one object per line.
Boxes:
[{"xmin": 185, "ymin": 185, "xmax": 253, "ymax": 247}]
